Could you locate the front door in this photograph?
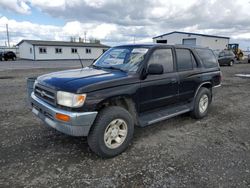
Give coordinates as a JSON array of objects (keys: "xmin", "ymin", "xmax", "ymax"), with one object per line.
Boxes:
[{"xmin": 139, "ymin": 48, "xmax": 179, "ymax": 113}]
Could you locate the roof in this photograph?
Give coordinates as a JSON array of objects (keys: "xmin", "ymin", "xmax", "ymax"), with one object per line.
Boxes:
[
  {"xmin": 17, "ymin": 40, "xmax": 110, "ymax": 48},
  {"xmin": 153, "ymin": 31, "xmax": 230, "ymax": 40}
]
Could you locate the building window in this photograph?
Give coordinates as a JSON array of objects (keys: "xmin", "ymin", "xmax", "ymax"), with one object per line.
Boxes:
[
  {"xmin": 39, "ymin": 47, "xmax": 47, "ymax": 54},
  {"xmin": 156, "ymin": 40, "xmax": 167, "ymax": 44},
  {"xmin": 71, "ymin": 48, "xmax": 77, "ymax": 54},
  {"xmin": 30, "ymin": 48, "xmax": 32, "ymax": 54},
  {"xmin": 55, "ymin": 48, "xmax": 62, "ymax": 54},
  {"xmin": 86, "ymin": 48, "xmax": 91, "ymax": 54}
]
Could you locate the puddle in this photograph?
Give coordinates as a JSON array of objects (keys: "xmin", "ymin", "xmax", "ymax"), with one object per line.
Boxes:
[{"xmin": 235, "ymin": 74, "xmax": 250, "ymax": 78}]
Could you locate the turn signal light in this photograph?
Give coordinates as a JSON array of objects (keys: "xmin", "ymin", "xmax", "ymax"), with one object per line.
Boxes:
[{"xmin": 56, "ymin": 113, "xmax": 70, "ymax": 122}]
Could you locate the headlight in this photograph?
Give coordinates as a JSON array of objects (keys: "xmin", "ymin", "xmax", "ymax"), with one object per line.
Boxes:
[{"xmin": 57, "ymin": 91, "xmax": 86, "ymax": 108}]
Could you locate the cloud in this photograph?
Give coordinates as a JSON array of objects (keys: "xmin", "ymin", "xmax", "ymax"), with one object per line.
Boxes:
[
  {"xmin": 0, "ymin": 0, "xmax": 250, "ymax": 49},
  {"xmin": 0, "ymin": 0, "xmax": 31, "ymax": 14}
]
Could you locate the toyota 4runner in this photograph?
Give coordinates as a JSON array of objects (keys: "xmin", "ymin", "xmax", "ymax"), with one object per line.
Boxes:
[{"xmin": 28, "ymin": 44, "xmax": 221, "ymax": 158}]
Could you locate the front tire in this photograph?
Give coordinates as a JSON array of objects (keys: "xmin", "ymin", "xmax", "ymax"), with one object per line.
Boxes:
[
  {"xmin": 191, "ymin": 87, "xmax": 212, "ymax": 119},
  {"xmin": 87, "ymin": 106, "xmax": 134, "ymax": 158}
]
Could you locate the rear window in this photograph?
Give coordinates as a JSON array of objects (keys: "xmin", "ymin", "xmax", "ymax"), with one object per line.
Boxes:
[{"xmin": 196, "ymin": 49, "xmax": 218, "ymax": 68}]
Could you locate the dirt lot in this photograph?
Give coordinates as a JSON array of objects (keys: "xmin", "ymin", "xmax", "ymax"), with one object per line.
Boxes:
[{"xmin": 0, "ymin": 64, "xmax": 250, "ymax": 187}]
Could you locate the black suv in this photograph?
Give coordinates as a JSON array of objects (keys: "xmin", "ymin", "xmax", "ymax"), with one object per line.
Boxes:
[
  {"xmin": 0, "ymin": 51, "xmax": 17, "ymax": 61},
  {"xmin": 29, "ymin": 44, "xmax": 221, "ymax": 158}
]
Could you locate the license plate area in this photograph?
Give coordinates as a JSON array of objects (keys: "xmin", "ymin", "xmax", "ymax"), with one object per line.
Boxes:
[{"xmin": 32, "ymin": 103, "xmax": 54, "ymax": 120}]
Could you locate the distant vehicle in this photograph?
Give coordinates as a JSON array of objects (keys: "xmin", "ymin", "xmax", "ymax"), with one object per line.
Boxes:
[
  {"xmin": 0, "ymin": 51, "xmax": 17, "ymax": 61},
  {"xmin": 228, "ymin": 43, "xmax": 244, "ymax": 61},
  {"xmin": 248, "ymin": 54, "xmax": 250, "ymax": 63},
  {"xmin": 218, "ymin": 50, "xmax": 235, "ymax": 66}
]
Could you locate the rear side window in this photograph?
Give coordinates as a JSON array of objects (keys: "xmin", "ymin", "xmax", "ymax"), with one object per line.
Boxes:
[
  {"xmin": 148, "ymin": 49, "xmax": 174, "ymax": 73},
  {"xmin": 176, "ymin": 49, "xmax": 194, "ymax": 71},
  {"xmin": 196, "ymin": 49, "xmax": 218, "ymax": 68}
]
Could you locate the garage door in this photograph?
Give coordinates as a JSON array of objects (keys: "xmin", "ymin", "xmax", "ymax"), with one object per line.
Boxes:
[{"xmin": 182, "ymin": 38, "xmax": 196, "ymax": 46}]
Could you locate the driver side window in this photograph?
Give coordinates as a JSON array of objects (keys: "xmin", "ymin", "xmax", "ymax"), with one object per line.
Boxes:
[{"xmin": 148, "ymin": 49, "xmax": 174, "ymax": 73}]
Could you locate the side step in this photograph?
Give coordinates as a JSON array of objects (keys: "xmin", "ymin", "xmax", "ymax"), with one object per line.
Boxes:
[{"xmin": 139, "ymin": 104, "xmax": 191, "ymax": 127}]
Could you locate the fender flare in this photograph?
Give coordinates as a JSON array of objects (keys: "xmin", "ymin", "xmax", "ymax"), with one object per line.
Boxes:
[{"xmin": 191, "ymin": 81, "xmax": 212, "ymax": 109}]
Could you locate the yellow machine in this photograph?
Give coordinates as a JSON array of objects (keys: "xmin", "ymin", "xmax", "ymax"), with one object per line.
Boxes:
[{"xmin": 228, "ymin": 43, "xmax": 244, "ymax": 61}]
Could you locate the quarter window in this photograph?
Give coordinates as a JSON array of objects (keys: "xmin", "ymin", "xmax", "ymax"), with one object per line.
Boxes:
[
  {"xmin": 148, "ymin": 49, "xmax": 174, "ymax": 73},
  {"xmin": 196, "ymin": 49, "xmax": 218, "ymax": 68},
  {"xmin": 39, "ymin": 47, "xmax": 47, "ymax": 54},
  {"xmin": 176, "ymin": 49, "xmax": 193, "ymax": 71}
]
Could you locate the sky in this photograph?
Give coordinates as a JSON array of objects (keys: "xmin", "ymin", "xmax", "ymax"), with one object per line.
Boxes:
[{"xmin": 0, "ymin": 0, "xmax": 250, "ymax": 50}]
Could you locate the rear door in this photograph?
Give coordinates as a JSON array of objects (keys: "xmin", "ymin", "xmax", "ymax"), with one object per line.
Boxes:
[
  {"xmin": 139, "ymin": 47, "xmax": 179, "ymax": 112},
  {"xmin": 175, "ymin": 48, "xmax": 200, "ymax": 103}
]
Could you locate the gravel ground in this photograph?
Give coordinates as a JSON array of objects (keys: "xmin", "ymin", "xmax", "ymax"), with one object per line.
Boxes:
[{"xmin": 0, "ymin": 64, "xmax": 250, "ymax": 187}]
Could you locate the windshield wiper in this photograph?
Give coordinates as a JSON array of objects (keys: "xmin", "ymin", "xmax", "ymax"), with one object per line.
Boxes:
[{"xmin": 106, "ymin": 66, "xmax": 127, "ymax": 73}]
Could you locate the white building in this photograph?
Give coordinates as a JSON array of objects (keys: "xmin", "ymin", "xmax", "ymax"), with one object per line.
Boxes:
[
  {"xmin": 153, "ymin": 31, "xmax": 230, "ymax": 51},
  {"xmin": 17, "ymin": 40, "xmax": 109, "ymax": 60}
]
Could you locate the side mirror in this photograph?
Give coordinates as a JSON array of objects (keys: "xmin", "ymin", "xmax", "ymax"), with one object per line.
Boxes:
[{"xmin": 148, "ymin": 64, "xmax": 164, "ymax": 75}]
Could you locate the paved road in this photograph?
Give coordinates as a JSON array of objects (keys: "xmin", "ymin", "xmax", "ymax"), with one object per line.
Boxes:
[{"xmin": 0, "ymin": 59, "xmax": 93, "ymax": 71}]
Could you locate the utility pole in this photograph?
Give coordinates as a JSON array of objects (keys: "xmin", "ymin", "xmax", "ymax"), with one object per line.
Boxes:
[{"xmin": 6, "ymin": 24, "xmax": 10, "ymax": 47}]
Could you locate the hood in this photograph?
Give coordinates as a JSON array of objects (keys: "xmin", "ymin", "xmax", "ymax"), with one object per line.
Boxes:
[{"xmin": 37, "ymin": 67, "xmax": 129, "ymax": 93}]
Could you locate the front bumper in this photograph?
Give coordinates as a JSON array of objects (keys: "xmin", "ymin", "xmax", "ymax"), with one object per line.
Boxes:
[{"xmin": 30, "ymin": 92, "xmax": 97, "ymax": 136}]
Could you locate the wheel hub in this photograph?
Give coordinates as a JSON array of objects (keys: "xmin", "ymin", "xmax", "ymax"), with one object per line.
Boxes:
[
  {"xmin": 104, "ymin": 119, "xmax": 128, "ymax": 149},
  {"xmin": 199, "ymin": 94, "xmax": 209, "ymax": 113},
  {"xmin": 111, "ymin": 128, "xmax": 119, "ymax": 138}
]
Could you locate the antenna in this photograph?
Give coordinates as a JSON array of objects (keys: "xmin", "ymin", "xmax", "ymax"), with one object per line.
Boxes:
[{"xmin": 76, "ymin": 51, "xmax": 84, "ymax": 69}]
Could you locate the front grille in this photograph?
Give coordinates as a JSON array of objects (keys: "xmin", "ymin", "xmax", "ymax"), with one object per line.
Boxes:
[{"xmin": 34, "ymin": 85, "xmax": 56, "ymax": 106}]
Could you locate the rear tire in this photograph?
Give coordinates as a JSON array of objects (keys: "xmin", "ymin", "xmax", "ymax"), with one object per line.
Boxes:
[
  {"xmin": 191, "ymin": 87, "xmax": 212, "ymax": 119},
  {"xmin": 87, "ymin": 106, "xmax": 134, "ymax": 158},
  {"xmin": 229, "ymin": 60, "xmax": 233, "ymax": 66}
]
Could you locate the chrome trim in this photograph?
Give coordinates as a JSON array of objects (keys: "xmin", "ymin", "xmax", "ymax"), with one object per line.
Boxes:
[
  {"xmin": 193, "ymin": 81, "xmax": 212, "ymax": 100},
  {"xmin": 213, "ymin": 84, "xmax": 221, "ymax": 88},
  {"xmin": 35, "ymin": 88, "xmax": 55, "ymax": 99}
]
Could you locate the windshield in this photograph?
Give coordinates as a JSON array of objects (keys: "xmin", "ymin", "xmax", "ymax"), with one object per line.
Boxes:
[{"xmin": 93, "ymin": 47, "xmax": 149, "ymax": 72}]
